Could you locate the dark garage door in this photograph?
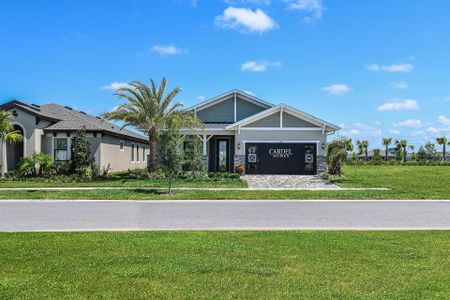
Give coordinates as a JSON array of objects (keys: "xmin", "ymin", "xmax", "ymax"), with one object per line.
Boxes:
[{"xmin": 245, "ymin": 143, "xmax": 316, "ymax": 175}]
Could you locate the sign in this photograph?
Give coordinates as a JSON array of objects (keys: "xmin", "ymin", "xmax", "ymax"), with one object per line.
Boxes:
[
  {"xmin": 268, "ymin": 148, "xmax": 293, "ymax": 158},
  {"xmin": 248, "ymin": 153, "xmax": 257, "ymax": 163},
  {"xmin": 305, "ymin": 153, "xmax": 314, "ymax": 163}
]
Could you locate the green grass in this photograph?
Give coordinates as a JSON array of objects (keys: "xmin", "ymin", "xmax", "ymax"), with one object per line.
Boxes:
[
  {"xmin": 0, "ymin": 165, "xmax": 449, "ymax": 199},
  {"xmin": 1, "ymin": 231, "xmax": 449, "ymax": 299}
]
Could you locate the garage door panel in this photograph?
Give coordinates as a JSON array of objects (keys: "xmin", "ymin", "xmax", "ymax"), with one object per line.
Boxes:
[{"xmin": 245, "ymin": 143, "xmax": 316, "ymax": 175}]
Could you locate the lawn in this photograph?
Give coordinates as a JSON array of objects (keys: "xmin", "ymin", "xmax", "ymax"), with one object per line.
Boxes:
[
  {"xmin": 1, "ymin": 231, "xmax": 449, "ymax": 299},
  {"xmin": 0, "ymin": 165, "xmax": 449, "ymax": 199}
]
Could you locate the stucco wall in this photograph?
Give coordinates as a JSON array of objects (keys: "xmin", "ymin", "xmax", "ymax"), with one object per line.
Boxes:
[{"xmin": 100, "ymin": 135, "xmax": 147, "ymax": 172}]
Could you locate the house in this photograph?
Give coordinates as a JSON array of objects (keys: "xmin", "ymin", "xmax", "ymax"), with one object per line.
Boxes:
[
  {"xmin": 0, "ymin": 100, "xmax": 148, "ymax": 173},
  {"xmin": 182, "ymin": 90, "xmax": 339, "ymax": 175}
]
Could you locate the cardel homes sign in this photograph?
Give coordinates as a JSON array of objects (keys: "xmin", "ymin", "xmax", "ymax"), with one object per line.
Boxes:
[{"xmin": 269, "ymin": 148, "xmax": 293, "ymax": 158}]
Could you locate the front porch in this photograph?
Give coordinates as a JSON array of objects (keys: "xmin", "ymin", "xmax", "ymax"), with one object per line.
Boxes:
[{"xmin": 198, "ymin": 134, "xmax": 235, "ymax": 173}]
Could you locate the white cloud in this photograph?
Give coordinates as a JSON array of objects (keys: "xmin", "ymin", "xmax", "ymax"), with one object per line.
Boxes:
[
  {"xmin": 438, "ymin": 116, "xmax": 450, "ymax": 126},
  {"xmin": 286, "ymin": 0, "xmax": 325, "ymax": 22},
  {"xmin": 224, "ymin": 0, "xmax": 271, "ymax": 4},
  {"xmin": 151, "ymin": 44, "xmax": 187, "ymax": 56},
  {"xmin": 341, "ymin": 122, "xmax": 382, "ymax": 139},
  {"xmin": 425, "ymin": 126, "xmax": 450, "ymax": 135},
  {"xmin": 393, "ymin": 119, "xmax": 422, "ymax": 128},
  {"xmin": 377, "ymin": 98, "xmax": 419, "ymax": 112},
  {"xmin": 367, "ymin": 63, "xmax": 414, "ymax": 73},
  {"xmin": 244, "ymin": 90, "xmax": 256, "ymax": 96},
  {"xmin": 322, "ymin": 84, "xmax": 350, "ymax": 95},
  {"xmin": 197, "ymin": 95, "xmax": 206, "ymax": 101},
  {"xmin": 391, "ymin": 81, "xmax": 408, "ymax": 89},
  {"xmin": 389, "ymin": 129, "xmax": 400, "ymax": 135},
  {"xmin": 100, "ymin": 82, "xmax": 132, "ymax": 91},
  {"xmin": 241, "ymin": 60, "xmax": 281, "ymax": 72},
  {"xmin": 215, "ymin": 6, "xmax": 277, "ymax": 33}
]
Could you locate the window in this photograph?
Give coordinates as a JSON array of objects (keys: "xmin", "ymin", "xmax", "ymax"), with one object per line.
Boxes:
[
  {"xmin": 136, "ymin": 145, "xmax": 140, "ymax": 161},
  {"xmin": 119, "ymin": 140, "xmax": 124, "ymax": 151},
  {"xmin": 142, "ymin": 146, "xmax": 146, "ymax": 161},
  {"xmin": 131, "ymin": 144, "xmax": 135, "ymax": 161},
  {"xmin": 54, "ymin": 138, "xmax": 69, "ymax": 161}
]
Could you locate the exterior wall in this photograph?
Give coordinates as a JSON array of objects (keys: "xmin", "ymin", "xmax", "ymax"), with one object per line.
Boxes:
[
  {"xmin": 197, "ymin": 98, "xmax": 234, "ymax": 123},
  {"xmin": 236, "ymin": 96, "xmax": 266, "ymax": 121},
  {"xmin": 99, "ymin": 134, "xmax": 147, "ymax": 172},
  {"xmin": 282, "ymin": 112, "xmax": 317, "ymax": 127},
  {"xmin": 244, "ymin": 112, "xmax": 280, "ymax": 127}
]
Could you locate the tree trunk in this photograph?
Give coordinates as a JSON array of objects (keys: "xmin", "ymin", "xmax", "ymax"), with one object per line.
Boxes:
[
  {"xmin": 403, "ymin": 147, "xmax": 407, "ymax": 163},
  {"xmin": 385, "ymin": 145, "xmax": 388, "ymax": 161},
  {"xmin": 148, "ymin": 127, "xmax": 157, "ymax": 172},
  {"xmin": 168, "ymin": 174, "xmax": 172, "ymax": 194},
  {"xmin": 443, "ymin": 144, "xmax": 446, "ymax": 161}
]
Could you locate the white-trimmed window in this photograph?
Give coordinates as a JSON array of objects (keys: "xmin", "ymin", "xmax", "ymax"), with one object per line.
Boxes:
[
  {"xmin": 119, "ymin": 140, "xmax": 124, "ymax": 151},
  {"xmin": 54, "ymin": 138, "xmax": 69, "ymax": 161},
  {"xmin": 131, "ymin": 143, "xmax": 135, "ymax": 161},
  {"xmin": 136, "ymin": 145, "xmax": 140, "ymax": 161}
]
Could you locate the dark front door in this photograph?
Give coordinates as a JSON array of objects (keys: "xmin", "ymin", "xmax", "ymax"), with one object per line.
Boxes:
[
  {"xmin": 216, "ymin": 139, "xmax": 230, "ymax": 172},
  {"xmin": 245, "ymin": 143, "xmax": 317, "ymax": 175}
]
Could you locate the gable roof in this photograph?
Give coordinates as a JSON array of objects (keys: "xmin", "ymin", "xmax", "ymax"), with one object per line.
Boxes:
[
  {"xmin": 225, "ymin": 103, "xmax": 340, "ymax": 132},
  {"xmin": 0, "ymin": 100, "xmax": 147, "ymax": 142},
  {"xmin": 187, "ymin": 89, "xmax": 274, "ymax": 112}
]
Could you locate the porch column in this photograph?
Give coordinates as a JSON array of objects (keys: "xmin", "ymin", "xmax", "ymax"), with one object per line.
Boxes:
[
  {"xmin": 202, "ymin": 135, "xmax": 207, "ymax": 156},
  {"xmin": 1, "ymin": 140, "xmax": 7, "ymax": 175}
]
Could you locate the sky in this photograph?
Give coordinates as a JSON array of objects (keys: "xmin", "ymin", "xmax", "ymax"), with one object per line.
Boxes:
[{"xmin": 1, "ymin": 0, "xmax": 449, "ymax": 149}]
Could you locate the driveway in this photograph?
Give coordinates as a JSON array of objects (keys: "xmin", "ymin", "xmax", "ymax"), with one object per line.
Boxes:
[
  {"xmin": 1, "ymin": 200, "xmax": 449, "ymax": 231},
  {"xmin": 242, "ymin": 175, "xmax": 340, "ymax": 189}
]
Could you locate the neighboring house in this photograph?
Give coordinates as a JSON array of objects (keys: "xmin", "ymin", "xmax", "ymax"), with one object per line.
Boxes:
[
  {"xmin": 356, "ymin": 150, "xmax": 396, "ymax": 160},
  {"xmin": 182, "ymin": 90, "xmax": 339, "ymax": 175},
  {"xmin": 0, "ymin": 100, "xmax": 148, "ymax": 173}
]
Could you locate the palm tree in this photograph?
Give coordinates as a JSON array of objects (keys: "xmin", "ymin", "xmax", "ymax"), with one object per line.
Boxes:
[
  {"xmin": 326, "ymin": 139, "xmax": 353, "ymax": 176},
  {"xmin": 382, "ymin": 137, "xmax": 392, "ymax": 161},
  {"xmin": 395, "ymin": 139, "xmax": 408, "ymax": 162},
  {"xmin": 357, "ymin": 140, "xmax": 369, "ymax": 160},
  {"xmin": 0, "ymin": 111, "xmax": 23, "ymax": 175},
  {"xmin": 436, "ymin": 137, "xmax": 448, "ymax": 161},
  {"xmin": 102, "ymin": 78, "xmax": 184, "ymax": 172}
]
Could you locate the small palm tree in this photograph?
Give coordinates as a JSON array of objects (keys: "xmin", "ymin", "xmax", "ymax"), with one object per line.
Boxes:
[
  {"xmin": 360, "ymin": 140, "xmax": 369, "ymax": 160},
  {"xmin": 395, "ymin": 139, "xmax": 408, "ymax": 162},
  {"xmin": 436, "ymin": 137, "xmax": 448, "ymax": 161},
  {"xmin": 0, "ymin": 111, "xmax": 23, "ymax": 175},
  {"xmin": 102, "ymin": 78, "xmax": 183, "ymax": 172},
  {"xmin": 382, "ymin": 137, "xmax": 392, "ymax": 161}
]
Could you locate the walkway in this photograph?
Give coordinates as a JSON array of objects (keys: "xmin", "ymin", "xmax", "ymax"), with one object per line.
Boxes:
[{"xmin": 242, "ymin": 175, "xmax": 341, "ymax": 189}]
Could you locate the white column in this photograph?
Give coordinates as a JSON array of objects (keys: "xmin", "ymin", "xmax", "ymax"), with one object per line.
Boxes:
[
  {"xmin": 202, "ymin": 135, "xmax": 207, "ymax": 156},
  {"xmin": 1, "ymin": 140, "xmax": 7, "ymax": 175}
]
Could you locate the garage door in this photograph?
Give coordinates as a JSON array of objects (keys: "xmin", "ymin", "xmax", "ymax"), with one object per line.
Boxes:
[{"xmin": 245, "ymin": 143, "xmax": 316, "ymax": 175}]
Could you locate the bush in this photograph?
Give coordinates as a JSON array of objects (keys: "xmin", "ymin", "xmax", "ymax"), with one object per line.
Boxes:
[
  {"xmin": 207, "ymin": 172, "xmax": 240, "ymax": 179},
  {"xmin": 128, "ymin": 168, "xmax": 150, "ymax": 179},
  {"xmin": 17, "ymin": 153, "xmax": 53, "ymax": 177},
  {"xmin": 52, "ymin": 161, "xmax": 72, "ymax": 175}
]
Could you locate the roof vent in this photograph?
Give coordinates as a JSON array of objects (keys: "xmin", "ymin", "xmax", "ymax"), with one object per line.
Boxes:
[
  {"xmin": 64, "ymin": 106, "xmax": 73, "ymax": 110},
  {"xmin": 79, "ymin": 111, "xmax": 86, "ymax": 114}
]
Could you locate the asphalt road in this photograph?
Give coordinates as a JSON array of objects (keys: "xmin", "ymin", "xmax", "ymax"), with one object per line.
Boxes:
[{"xmin": 1, "ymin": 200, "xmax": 450, "ymax": 232}]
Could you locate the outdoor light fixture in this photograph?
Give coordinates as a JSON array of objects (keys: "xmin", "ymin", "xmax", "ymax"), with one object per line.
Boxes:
[
  {"xmin": 321, "ymin": 142, "xmax": 325, "ymax": 150},
  {"xmin": 237, "ymin": 143, "xmax": 241, "ymax": 150}
]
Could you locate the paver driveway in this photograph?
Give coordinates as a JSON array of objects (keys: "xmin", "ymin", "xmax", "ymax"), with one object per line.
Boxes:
[{"xmin": 241, "ymin": 175, "xmax": 340, "ymax": 189}]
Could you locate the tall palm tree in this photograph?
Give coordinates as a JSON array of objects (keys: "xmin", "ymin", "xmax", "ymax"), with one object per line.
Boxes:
[
  {"xmin": 0, "ymin": 111, "xmax": 23, "ymax": 175},
  {"xmin": 382, "ymin": 137, "xmax": 392, "ymax": 161},
  {"xmin": 436, "ymin": 137, "xmax": 448, "ymax": 161},
  {"xmin": 357, "ymin": 140, "xmax": 369, "ymax": 160},
  {"xmin": 395, "ymin": 139, "xmax": 408, "ymax": 162},
  {"xmin": 102, "ymin": 78, "xmax": 183, "ymax": 172}
]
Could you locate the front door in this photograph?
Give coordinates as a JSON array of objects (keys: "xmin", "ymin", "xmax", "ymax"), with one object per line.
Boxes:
[{"xmin": 216, "ymin": 139, "xmax": 229, "ymax": 172}]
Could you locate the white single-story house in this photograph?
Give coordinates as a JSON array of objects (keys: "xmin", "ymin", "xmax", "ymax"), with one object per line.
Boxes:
[
  {"xmin": 0, "ymin": 100, "xmax": 149, "ymax": 173},
  {"xmin": 182, "ymin": 90, "xmax": 340, "ymax": 175}
]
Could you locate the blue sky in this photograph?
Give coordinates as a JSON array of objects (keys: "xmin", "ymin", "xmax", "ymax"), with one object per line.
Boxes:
[{"xmin": 1, "ymin": 0, "xmax": 449, "ymax": 148}]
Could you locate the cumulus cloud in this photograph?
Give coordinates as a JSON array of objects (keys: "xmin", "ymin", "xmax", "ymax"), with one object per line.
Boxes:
[
  {"xmin": 391, "ymin": 81, "xmax": 408, "ymax": 89},
  {"xmin": 367, "ymin": 63, "xmax": 414, "ymax": 73},
  {"xmin": 215, "ymin": 6, "xmax": 277, "ymax": 33},
  {"xmin": 244, "ymin": 90, "xmax": 256, "ymax": 96},
  {"xmin": 151, "ymin": 44, "xmax": 188, "ymax": 56},
  {"xmin": 100, "ymin": 82, "xmax": 132, "ymax": 91},
  {"xmin": 286, "ymin": 0, "xmax": 325, "ymax": 22},
  {"xmin": 340, "ymin": 122, "xmax": 383, "ymax": 139},
  {"xmin": 438, "ymin": 115, "xmax": 450, "ymax": 126},
  {"xmin": 322, "ymin": 84, "xmax": 350, "ymax": 95},
  {"xmin": 241, "ymin": 60, "xmax": 281, "ymax": 72},
  {"xmin": 197, "ymin": 95, "xmax": 206, "ymax": 101},
  {"xmin": 389, "ymin": 129, "xmax": 401, "ymax": 135},
  {"xmin": 224, "ymin": 0, "xmax": 271, "ymax": 4},
  {"xmin": 393, "ymin": 119, "xmax": 423, "ymax": 128},
  {"xmin": 377, "ymin": 98, "xmax": 419, "ymax": 112}
]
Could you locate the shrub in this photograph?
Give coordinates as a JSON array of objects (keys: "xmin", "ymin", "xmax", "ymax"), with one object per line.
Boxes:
[
  {"xmin": 52, "ymin": 161, "xmax": 72, "ymax": 175},
  {"xmin": 17, "ymin": 153, "xmax": 53, "ymax": 177},
  {"xmin": 128, "ymin": 168, "xmax": 150, "ymax": 179},
  {"xmin": 70, "ymin": 128, "xmax": 94, "ymax": 174}
]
